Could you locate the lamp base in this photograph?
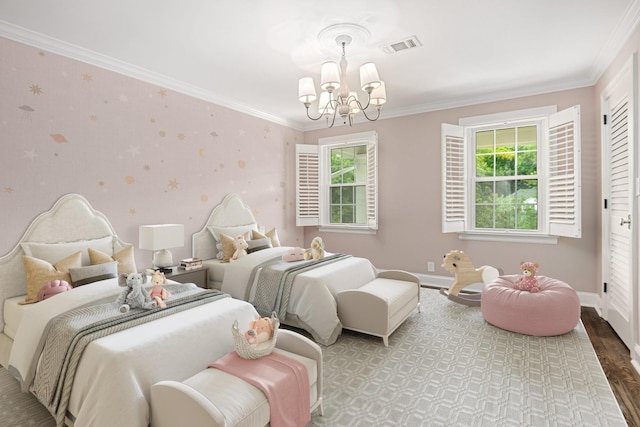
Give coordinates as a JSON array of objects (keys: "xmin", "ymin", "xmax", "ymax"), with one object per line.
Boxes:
[{"xmin": 152, "ymin": 249, "xmax": 174, "ymax": 268}]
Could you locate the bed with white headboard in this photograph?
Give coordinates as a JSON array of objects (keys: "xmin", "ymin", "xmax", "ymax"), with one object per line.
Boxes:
[
  {"xmin": 0, "ymin": 193, "xmax": 259, "ymax": 427},
  {"xmin": 192, "ymin": 193, "xmax": 378, "ymax": 345}
]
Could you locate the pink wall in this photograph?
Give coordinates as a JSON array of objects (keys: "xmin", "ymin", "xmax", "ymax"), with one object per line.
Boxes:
[
  {"xmin": 304, "ymin": 87, "xmax": 599, "ymax": 293},
  {"xmin": 0, "ymin": 37, "xmax": 305, "ymax": 265}
]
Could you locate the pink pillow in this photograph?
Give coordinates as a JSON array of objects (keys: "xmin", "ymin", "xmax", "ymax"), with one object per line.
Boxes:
[
  {"xmin": 37, "ymin": 279, "xmax": 72, "ymax": 301},
  {"xmin": 282, "ymin": 247, "xmax": 305, "ymax": 262}
]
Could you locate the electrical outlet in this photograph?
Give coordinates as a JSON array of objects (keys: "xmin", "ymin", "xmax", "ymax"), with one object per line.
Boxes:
[{"xmin": 427, "ymin": 261, "xmax": 435, "ymax": 272}]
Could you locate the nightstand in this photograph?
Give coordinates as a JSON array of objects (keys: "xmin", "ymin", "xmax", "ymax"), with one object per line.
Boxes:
[{"xmin": 165, "ymin": 267, "xmax": 209, "ymax": 289}]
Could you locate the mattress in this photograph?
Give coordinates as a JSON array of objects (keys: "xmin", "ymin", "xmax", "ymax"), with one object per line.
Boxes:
[
  {"xmin": 3, "ymin": 296, "xmax": 26, "ymax": 340},
  {"xmin": 202, "ymin": 258, "xmax": 230, "ymax": 288}
]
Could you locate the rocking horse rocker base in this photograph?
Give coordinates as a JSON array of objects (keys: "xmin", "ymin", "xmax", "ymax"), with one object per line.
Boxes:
[
  {"xmin": 440, "ymin": 250, "xmax": 500, "ymax": 307},
  {"xmin": 439, "ymin": 288, "xmax": 483, "ymax": 306}
]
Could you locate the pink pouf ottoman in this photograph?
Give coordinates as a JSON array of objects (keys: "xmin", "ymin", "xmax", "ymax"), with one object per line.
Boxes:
[{"xmin": 481, "ymin": 275, "xmax": 580, "ymax": 336}]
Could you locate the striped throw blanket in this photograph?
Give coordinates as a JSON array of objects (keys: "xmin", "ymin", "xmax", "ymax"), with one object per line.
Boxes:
[
  {"xmin": 252, "ymin": 253, "xmax": 350, "ymax": 319},
  {"xmin": 32, "ymin": 285, "xmax": 227, "ymax": 427}
]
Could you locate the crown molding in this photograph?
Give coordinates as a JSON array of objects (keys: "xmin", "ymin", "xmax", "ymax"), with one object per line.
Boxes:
[{"xmin": 0, "ymin": 20, "xmax": 301, "ymax": 130}]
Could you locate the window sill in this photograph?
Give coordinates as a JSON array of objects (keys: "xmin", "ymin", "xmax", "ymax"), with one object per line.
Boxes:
[
  {"xmin": 458, "ymin": 232, "xmax": 558, "ymax": 244},
  {"xmin": 318, "ymin": 226, "xmax": 377, "ymax": 235}
]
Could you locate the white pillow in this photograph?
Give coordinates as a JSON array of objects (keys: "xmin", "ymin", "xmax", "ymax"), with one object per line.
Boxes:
[{"xmin": 21, "ymin": 235, "xmax": 113, "ymax": 266}]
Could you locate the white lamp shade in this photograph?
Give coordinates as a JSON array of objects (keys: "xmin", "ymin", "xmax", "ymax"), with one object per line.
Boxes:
[
  {"xmin": 370, "ymin": 81, "xmax": 387, "ymax": 106},
  {"xmin": 320, "ymin": 61, "xmax": 341, "ymax": 91},
  {"xmin": 298, "ymin": 77, "xmax": 317, "ymax": 103},
  {"xmin": 139, "ymin": 224, "xmax": 184, "ymax": 250},
  {"xmin": 318, "ymin": 91, "xmax": 335, "ymax": 115},
  {"xmin": 360, "ymin": 62, "xmax": 381, "ymax": 92}
]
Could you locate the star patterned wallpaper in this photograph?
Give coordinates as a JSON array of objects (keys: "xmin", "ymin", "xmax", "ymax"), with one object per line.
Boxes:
[{"xmin": 0, "ymin": 37, "xmax": 304, "ymax": 262}]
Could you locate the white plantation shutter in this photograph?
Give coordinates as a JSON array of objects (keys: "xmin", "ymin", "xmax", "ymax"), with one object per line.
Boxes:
[
  {"xmin": 547, "ymin": 106, "xmax": 581, "ymax": 238},
  {"xmin": 441, "ymin": 123, "xmax": 466, "ymax": 233},
  {"xmin": 296, "ymin": 144, "xmax": 319, "ymax": 226},
  {"xmin": 366, "ymin": 138, "xmax": 378, "ymax": 230}
]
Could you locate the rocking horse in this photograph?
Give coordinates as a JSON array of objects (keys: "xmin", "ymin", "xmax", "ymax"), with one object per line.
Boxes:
[{"xmin": 439, "ymin": 250, "xmax": 500, "ymax": 306}]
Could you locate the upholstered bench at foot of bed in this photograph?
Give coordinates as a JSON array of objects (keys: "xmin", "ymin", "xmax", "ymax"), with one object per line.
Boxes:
[
  {"xmin": 150, "ymin": 329, "xmax": 323, "ymax": 427},
  {"xmin": 336, "ymin": 270, "xmax": 421, "ymax": 347},
  {"xmin": 481, "ymin": 275, "xmax": 581, "ymax": 336}
]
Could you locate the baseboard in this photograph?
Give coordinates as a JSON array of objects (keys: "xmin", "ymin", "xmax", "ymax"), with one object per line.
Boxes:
[
  {"xmin": 379, "ymin": 269, "xmax": 601, "ymax": 308},
  {"xmin": 633, "ymin": 345, "xmax": 640, "ymax": 376}
]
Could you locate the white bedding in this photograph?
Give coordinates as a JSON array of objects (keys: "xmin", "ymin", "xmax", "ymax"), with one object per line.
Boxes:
[
  {"xmin": 3, "ymin": 296, "xmax": 24, "ymax": 340},
  {"xmin": 8, "ymin": 278, "xmax": 259, "ymax": 427},
  {"xmin": 221, "ymin": 247, "xmax": 377, "ymax": 345}
]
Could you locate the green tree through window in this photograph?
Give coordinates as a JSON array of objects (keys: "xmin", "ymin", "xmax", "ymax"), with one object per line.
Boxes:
[{"xmin": 474, "ymin": 126, "xmax": 538, "ymax": 230}]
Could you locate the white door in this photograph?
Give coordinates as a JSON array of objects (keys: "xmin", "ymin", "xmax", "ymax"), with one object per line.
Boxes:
[{"xmin": 601, "ymin": 57, "xmax": 636, "ymax": 350}]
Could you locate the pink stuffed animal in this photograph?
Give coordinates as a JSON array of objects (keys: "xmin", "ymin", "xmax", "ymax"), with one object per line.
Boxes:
[
  {"xmin": 244, "ymin": 316, "xmax": 275, "ymax": 345},
  {"xmin": 149, "ymin": 270, "xmax": 171, "ymax": 308},
  {"xmin": 513, "ymin": 261, "xmax": 540, "ymax": 292}
]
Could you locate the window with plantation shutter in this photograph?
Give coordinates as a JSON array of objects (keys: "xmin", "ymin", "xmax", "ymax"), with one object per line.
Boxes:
[
  {"xmin": 296, "ymin": 131, "xmax": 378, "ymax": 232},
  {"xmin": 296, "ymin": 144, "xmax": 320, "ymax": 226},
  {"xmin": 547, "ymin": 106, "xmax": 581, "ymax": 238},
  {"xmin": 441, "ymin": 105, "xmax": 581, "ymax": 240},
  {"xmin": 441, "ymin": 123, "xmax": 466, "ymax": 233}
]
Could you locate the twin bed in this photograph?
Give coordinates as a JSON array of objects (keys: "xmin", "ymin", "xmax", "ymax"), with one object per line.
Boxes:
[{"xmin": 0, "ymin": 193, "xmax": 377, "ymax": 426}]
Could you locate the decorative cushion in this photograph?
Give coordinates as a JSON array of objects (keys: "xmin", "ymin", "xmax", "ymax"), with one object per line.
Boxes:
[
  {"xmin": 481, "ymin": 275, "xmax": 581, "ymax": 336},
  {"xmin": 37, "ymin": 279, "xmax": 73, "ymax": 301},
  {"xmin": 21, "ymin": 235, "xmax": 113, "ymax": 266},
  {"xmin": 265, "ymin": 228, "xmax": 280, "ymax": 247},
  {"xmin": 21, "ymin": 251, "xmax": 82, "ymax": 305},
  {"xmin": 69, "ymin": 261, "xmax": 118, "ymax": 286},
  {"xmin": 89, "ymin": 246, "xmax": 137, "ymax": 275},
  {"xmin": 247, "ymin": 238, "xmax": 272, "ymax": 254}
]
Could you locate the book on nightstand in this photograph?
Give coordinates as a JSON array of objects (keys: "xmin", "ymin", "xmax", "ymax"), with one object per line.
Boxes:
[
  {"xmin": 156, "ymin": 266, "xmax": 178, "ymax": 274},
  {"xmin": 180, "ymin": 258, "xmax": 203, "ymax": 270}
]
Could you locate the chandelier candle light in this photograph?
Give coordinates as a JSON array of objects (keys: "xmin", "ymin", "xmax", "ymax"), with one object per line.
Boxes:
[{"xmin": 298, "ymin": 33, "xmax": 386, "ymax": 127}]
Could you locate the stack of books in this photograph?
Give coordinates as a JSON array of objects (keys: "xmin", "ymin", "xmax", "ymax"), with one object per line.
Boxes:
[{"xmin": 180, "ymin": 257, "xmax": 203, "ymax": 270}]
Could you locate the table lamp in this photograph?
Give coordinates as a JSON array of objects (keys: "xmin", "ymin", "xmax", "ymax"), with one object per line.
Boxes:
[{"xmin": 139, "ymin": 224, "xmax": 184, "ymax": 268}]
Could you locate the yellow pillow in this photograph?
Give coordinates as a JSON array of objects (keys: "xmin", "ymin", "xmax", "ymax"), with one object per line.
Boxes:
[
  {"xmin": 219, "ymin": 233, "xmax": 237, "ymax": 262},
  {"xmin": 266, "ymin": 228, "xmax": 281, "ymax": 247},
  {"xmin": 21, "ymin": 251, "xmax": 82, "ymax": 305},
  {"xmin": 89, "ymin": 245, "xmax": 137, "ymax": 275},
  {"xmin": 251, "ymin": 230, "xmax": 267, "ymax": 240}
]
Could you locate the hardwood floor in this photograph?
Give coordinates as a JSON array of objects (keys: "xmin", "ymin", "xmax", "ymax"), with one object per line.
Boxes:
[{"xmin": 582, "ymin": 307, "xmax": 640, "ymax": 427}]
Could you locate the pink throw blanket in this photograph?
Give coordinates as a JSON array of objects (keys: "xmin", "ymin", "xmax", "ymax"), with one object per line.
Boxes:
[{"xmin": 209, "ymin": 351, "xmax": 311, "ymax": 427}]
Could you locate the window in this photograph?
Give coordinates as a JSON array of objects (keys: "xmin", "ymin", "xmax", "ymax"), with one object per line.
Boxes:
[
  {"xmin": 296, "ymin": 131, "xmax": 378, "ymax": 233},
  {"xmin": 442, "ymin": 106, "xmax": 581, "ymax": 241}
]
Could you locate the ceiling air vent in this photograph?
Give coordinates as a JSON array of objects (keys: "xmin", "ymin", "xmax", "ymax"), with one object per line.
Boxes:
[{"xmin": 381, "ymin": 36, "xmax": 422, "ymax": 54}]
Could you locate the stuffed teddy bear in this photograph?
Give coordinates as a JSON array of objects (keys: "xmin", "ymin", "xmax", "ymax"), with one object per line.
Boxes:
[
  {"xmin": 149, "ymin": 270, "xmax": 171, "ymax": 309},
  {"xmin": 231, "ymin": 234, "xmax": 248, "ymax": 261},
  {"xmin": 116, "ymin": 272, "xmax": 156, "ymax": 313},
  {"xmin": 304, "ymin": 236, "xmax": 325, "ymax": 260},
  {"xmin": 513, "ymin": 261, "xmax": 540, "ymax": 292},
  {"xmin": 244, "ymin": 315, "xmax": 278, "ymax": 346}
]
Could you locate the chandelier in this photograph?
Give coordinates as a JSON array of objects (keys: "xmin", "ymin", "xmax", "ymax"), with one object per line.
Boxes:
[{"xmin": 298, "ymin": 34, "xmax": 386, "ymax": 127}]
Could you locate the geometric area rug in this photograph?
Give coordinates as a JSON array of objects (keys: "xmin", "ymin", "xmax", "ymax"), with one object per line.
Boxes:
[
  {"xmin": 310, "ymin": 288, "xmax": 627, "ymax": 427},
  {"xmin": 0, "ymin": 288, "xmax": 628, "ymax": 427}
]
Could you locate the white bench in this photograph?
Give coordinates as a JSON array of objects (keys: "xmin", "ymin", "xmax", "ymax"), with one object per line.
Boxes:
[
  {"xmin": 150, "ymin": 329, "xmax": 323, "ymax": 427},
  {"xmin": 337, "ymin": 270, "xmax": 421, "ymax": 346}
]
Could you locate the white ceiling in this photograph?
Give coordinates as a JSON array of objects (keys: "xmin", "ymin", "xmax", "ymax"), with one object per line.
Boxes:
[{"xmin": 1, "ymin": 0, "xmax": 639, "ymax": 130}]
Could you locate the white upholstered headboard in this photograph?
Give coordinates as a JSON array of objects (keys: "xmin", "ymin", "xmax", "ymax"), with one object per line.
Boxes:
[
  {"xmin": 0, "ymin": 193, "xmax": 130, "ymax": 332},
  {"xmin": 192, "ymin": 193, "xmax": 258, "ymax": 261}
]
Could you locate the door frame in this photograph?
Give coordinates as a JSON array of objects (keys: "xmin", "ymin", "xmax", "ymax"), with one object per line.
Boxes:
[{"xmin": 600, "ymin": 53, "xmax": 639, "ymax": 367}]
